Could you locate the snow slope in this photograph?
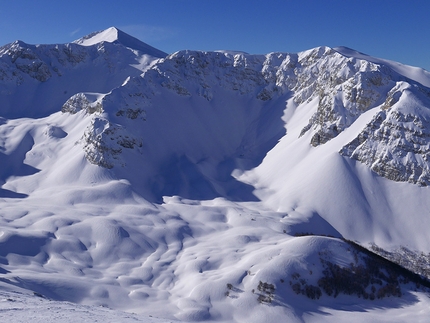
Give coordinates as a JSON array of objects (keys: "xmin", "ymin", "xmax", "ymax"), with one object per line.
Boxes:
[
  {"xmin": 0, "ymin": 282, "xmax": 172, "ymax": 323},
  {"xmin": 1, "ymin": 28, "xmax": 430, "ymax": 322}
]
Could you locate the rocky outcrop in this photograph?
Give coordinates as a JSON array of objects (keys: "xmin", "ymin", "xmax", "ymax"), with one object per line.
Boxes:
[
  {"xmin": 295, "ymin": 49, "xmax": 398, "ymax": 146},
  {"xmin": 82, "ymin": 117, "xmax": 142, "ymax": 169},
  {"xmin": 62, "ymin": 93, "xmax": 103, "ymax": 114},
  {"xmin": 340, "ymin": 84, "xmax": 430, "ymax": 186},
  {"xmin": 0, "ymin": 41, "xmax": 90, "ymax": 83}
]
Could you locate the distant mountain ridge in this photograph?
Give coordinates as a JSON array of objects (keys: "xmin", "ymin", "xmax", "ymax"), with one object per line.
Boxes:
[{"xmin": 0, "ymin": 27, "xmax": 166, "ymax": 118}]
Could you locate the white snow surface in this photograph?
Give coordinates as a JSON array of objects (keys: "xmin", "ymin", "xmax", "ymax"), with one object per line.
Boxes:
[
  {"xmin": 0, "ymin": 282, "xmax": 173, "ymax": 323},
  {"xmin": 75, "ymin": 27, "xmax": 125, "ymax": 46},
  {"xmin": 1, "ymin": 28, "xmax": 430, "ymax": 322}
]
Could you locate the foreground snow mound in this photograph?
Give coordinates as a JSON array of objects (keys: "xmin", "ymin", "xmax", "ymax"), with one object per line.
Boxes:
[
  {"xmin": 1, "ymin": 193, "xmax": 429, "ymax": 322},
  {"xmin": 1, "ymin": 29, "xmax": 430, "ymax": 322}
]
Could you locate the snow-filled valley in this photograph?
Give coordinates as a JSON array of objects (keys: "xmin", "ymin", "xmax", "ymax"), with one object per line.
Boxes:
[{"xmin": 1, "ymin": 27, "xmax": 430, "ymax": 322}]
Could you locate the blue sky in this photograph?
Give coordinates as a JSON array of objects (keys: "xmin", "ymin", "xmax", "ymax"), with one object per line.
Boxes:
[{"xmin": 1, "ymin": 0, "xmax": 429, "ymax": 70}]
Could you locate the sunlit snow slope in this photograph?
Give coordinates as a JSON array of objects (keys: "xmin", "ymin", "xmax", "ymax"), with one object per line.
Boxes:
[{"xmin": 1, "ymin": 28, "xmax": 430, "ymax": 322}]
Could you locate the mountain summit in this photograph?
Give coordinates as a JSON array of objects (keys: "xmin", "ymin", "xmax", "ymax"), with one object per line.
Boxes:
[{"xmin": 73, "ymin": 26, "xmax": 167, "ymax": 57}]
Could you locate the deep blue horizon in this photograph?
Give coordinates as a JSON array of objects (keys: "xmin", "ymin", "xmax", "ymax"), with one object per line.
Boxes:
[{"xmin": 1, "ymin": 0, "xmax": 429, "ymax": 71}]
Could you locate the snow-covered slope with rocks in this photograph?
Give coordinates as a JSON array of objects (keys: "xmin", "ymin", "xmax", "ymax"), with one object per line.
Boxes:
[
  {"xmin": 1, "ymin": 28, "xmax": 430, "ymax": 322},
  {"xmin": 0, "ymin": 27, "xmax": 166, "ymax": 118}
]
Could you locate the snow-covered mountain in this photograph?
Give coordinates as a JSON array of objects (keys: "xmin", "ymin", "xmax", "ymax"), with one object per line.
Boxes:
[
  {"xmin": 1, "ymin": 27, "xmax": 430, "ymax": 322},
  {"xmin": 0, "ymin": 27, "xmax": 166, "ymax": 118}
]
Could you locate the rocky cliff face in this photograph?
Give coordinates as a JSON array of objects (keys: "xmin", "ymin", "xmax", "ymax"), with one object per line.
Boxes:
[
  {"xmin": 341, "ymin": 83, "xmax": 430, "ymax": 186},
  {"xmin": 295, "ymin": 48, "xmax": 403, "ymax": 146},
  {"xmin": 82, "ymin": 117, "xmax": 142, "ymax": 169},
  {"xmin": 0, "ymin": 40, "xmax": 92, "ymax": 83}
]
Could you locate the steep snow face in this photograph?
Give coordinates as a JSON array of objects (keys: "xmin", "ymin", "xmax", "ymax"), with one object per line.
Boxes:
[
  {"xmin": 74, "ymin": 27, "xmax": 126, "ymax": 46},
  {"xmin": 0, "ymin": 28, "xmax": 165, "ymax": 118}
]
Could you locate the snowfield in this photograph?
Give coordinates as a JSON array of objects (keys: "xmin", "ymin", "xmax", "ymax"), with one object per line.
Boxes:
[{"xmin": 1, "ymin": 27, "xmax": 430, "ymax": 322}]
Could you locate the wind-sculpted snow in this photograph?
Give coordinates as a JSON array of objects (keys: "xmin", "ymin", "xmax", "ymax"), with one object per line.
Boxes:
[{"xmin": 2, "ymin": 28, "xmax": 430, "ymax": 322}]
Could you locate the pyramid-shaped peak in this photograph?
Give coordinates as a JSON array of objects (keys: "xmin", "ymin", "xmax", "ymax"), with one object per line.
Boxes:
[
  {"xmin": 74, "ymin": 27, "xmax": 122, "ymax": 46},
  {"xmin": 73, "ymin": 27, "xmax": 167, "ymax": 58}
]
